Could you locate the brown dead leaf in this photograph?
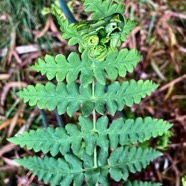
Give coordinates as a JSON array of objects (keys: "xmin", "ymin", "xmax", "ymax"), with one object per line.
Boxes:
[
  {"xmin": 0, "ymin": 82, "xmax": 27, "ymax": 106},
  {"xmin": 0, "ymin": 118, "xmax": 25, "ymax": 130}
]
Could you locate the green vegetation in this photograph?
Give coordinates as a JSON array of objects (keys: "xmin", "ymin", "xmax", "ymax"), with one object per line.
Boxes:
[{"xmin": 7, "ymin": 1, "xmax": 173, "ymax": 185}]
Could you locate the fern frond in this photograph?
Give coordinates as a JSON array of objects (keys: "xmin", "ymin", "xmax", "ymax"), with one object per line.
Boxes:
[
  {"xmin": 17, "ymin": 82, "xmax": 96, "ymax": 117},
  {"xmin": 83, "ymin": 0, "xmax": 125, "ymax": 20},
  {"xmin": 17, "ymin": 82, "xmax": 85, "ymax": 116},
  {"xmin": 7, "ymin": 116, "xmax": 108, "ymax": 156},
  {"xmin": 95, "ymin": 80, "xmax": 158, "ymax": 115},
  {"xmin": 95, "ymin": 116, "xmax": 171, "ymax": 150},
  {"xmin": 109, "ymin": 147, "xmax": 162, "ymax": 181},
  {"xmin": 8, "ymin": 1, "xmax": 172, "ymax": 185},
  {"xmin": 31, "ymin": 52, "xmax": 93, "ymax": 85},
  {"xmin": 8, "ymin": 117, "xmax": 96, "ymax": 156},
  {"xmin": 123, "ymin": 181, "xmax": 161, "ymax": 186},
  {"xmin": 82, "ymin": 147, "xmax": 162, "ymax": 182},
  {"xmin": 52, "ymin": 6, "xmax": 80, "ymax": 46},
  {"xmin": 15, "ymin": 155, "xmax": 84, "ymax": 186},
  {"xmin": 8, "ymin": 127, "xmax": 75, "ymax": 156},
  {"xmin": 31, "ymin": 51, "xmax": 95, "ymax": 86},
  {"xmin": 95, "ymin": 48, "xmax": 142, "ymax": 84},
  {"xmin": 108, "ymin": 117, "xmax": 172, "ymax": 148},
  {"xmin": 31, "ymin": 49, "xmax": 141, "ymax": 86},
  {"xmin": 90, "ymin": 116, "xmax": 171, "ymax": 150},
  {"xmin": 8, "ymin": 116, "xmax": 171, "ymax": 157},
  {"xmin": 121, "ymin": 19, "xmax": 137, "ymax": 41},
  {"xmin": 18, "ymin": 80, "xmax": 158, "ymax": 116}
]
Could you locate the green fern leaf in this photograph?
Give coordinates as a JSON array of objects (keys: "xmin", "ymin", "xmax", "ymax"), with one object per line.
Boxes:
[
  {"xmin": 85, "ymin": 116, "xmax": 171, "ymax": 151},
  {"xmin": 8, "ymin": 126, "xmax": 80, "ymax": 156},
  {"xmin": 17, "ymin": 82, "xmax": 84, "ymax": 116},
  {"xmin": 31, "ymin": 49, "xmax": 141, "ymax": 86},
  {"xmin": 109, "ymin": 117, "xmax": 172, "ymax": 148},
  {"xmin": 14, "ymin": 147, "xmax": 161, "ymax": 185},
  {"xmin": 8, "ymin": 116, "xmax": 171, "ymax": 158},
  {"xmin": 121, "ymin": 19, "xmax": 137, "ymax": 41},
  {"xmin": 31, "ymin": 51, "xmax": 93, "ymax": 86},
  {"xmin": 109, "ymin": 147, "xmax": 162, "ymax": 181},
  {"xmin": 7, "ymin": 116, "xmax": 99, "ymax": 156},
  {"xmin": 7, "ymin": 1, "xmax": 172, "ymax": 185},
  {"xmin": 18, "ymin": 80, "xmax": 158, "ymax": 116},
  {"xmin": 123, "ymin": 181, "xmax": 161, "ymax": 186},
  {"xmin": 95, "ymin": 116, "xmax": 171, "ymax": 150},
  {"xmin": 105, "ymin": 117, "xmax": 172, "ymax": 149},
  {"xmin": 95, "ymin": 80, "xmax": 158, "ymax": 115},
  {"xmin": 15, "ymin": 155, "xmax": 84, "ymax": 186},
  {"xmin": 96, "ymin": 48, "xmax": 142, "ymax": 83},
  {"xmin": 52, "ymin": 6, "xmax": 80, "ymax": 46},
  {"xmin": 83, "ymin": 0, "xmax": 125, "ymax": 20}
]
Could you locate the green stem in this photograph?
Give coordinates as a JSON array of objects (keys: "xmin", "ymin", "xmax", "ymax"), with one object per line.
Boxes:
[
  {"xmin": 92, "ymin": 80, "xmax": 97, "ymax": 166},
  {"xmin": 93, "ymin": 109, "xmax": 97, "ymax": 169},
  {"xmin": 92, "ymin": 79, "xmax": 96, "ymax": 131},
  {"xmin": 92, "ymin": 66, "xmax": 98, "ymax": 186}
]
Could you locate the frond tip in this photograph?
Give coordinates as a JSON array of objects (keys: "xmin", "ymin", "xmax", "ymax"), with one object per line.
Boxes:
[{"xmin": 83, "ymin": 0, "xmax": 125, "ymax": 20}]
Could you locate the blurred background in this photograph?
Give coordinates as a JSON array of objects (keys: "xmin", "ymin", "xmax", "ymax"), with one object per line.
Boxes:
[{"xmin": 0, "ymin": 0, "xmax": 186, "ymax": 185}]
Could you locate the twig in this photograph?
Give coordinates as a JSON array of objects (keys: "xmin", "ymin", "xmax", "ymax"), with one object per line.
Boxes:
[
  {"xmin": 0, "ymin": 118, "xmax": 25, "ymax": 130},
  {"xmin": 0, "ymin": 82, "xmax": 27, "ymax": 106},
  {"xmin": 15, "ymin": 52, "xmax": 40, "ymax": 69},
  {"xmin": 2, "ymin": 157, "xmax": 19, "ymax": 167},
  {"xmin": 8, "ymin": 103, "xmax": 25, "ymax": 137},
  {"xmin": 26, "ymin": 174, "xmax": 35, "ymax": 186},
  {"xmin": 165, "ymin": 10, "xmax": 186, "ymax": 20},
  {"xmin": 168, "ymin": 142, "xmax": 186, "ymax": 148},
  {"xmin": 157, "ymin": 74, "xmax": 186, "ymax": 93},
  {"xmin": 34, "ymin": 15, "xmax": 51, "ymax": 40},
  {"xmin": 0, "ymin": 144, "xmax": 17, "ymax": 158},
  {"xmin": 164, "ymin": 152, "xmax": 180, "ymax": 186},
  {"xmin": 0, "ymin": 74, "xmax": 11, "ymax": 80},
  {"xmin": 18, "ymin": 107, "xmax": 38, "ymax": 133},
  {"xmin": 13, "ymin": 50, "xmax": 22, "ymax": 64},
  {"xmin": 0, "ymin": 43, "xmax": 63, "ymax": 57}
]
